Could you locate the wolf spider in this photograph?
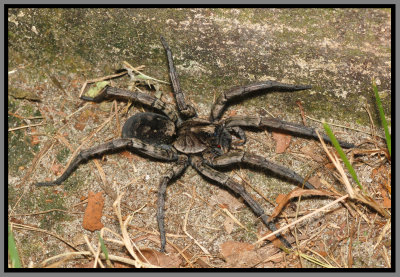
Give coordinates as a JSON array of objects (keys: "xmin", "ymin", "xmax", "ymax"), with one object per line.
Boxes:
[{"xmin": 36, "ymin": 36, "xmax": 354, "ymax": 252}]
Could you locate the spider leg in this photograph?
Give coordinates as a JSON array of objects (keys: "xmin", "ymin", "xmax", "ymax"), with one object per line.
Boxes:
[
  {"xmin": 190, "ymin": 156, "xmax": 293, "ymax": 249},
  {"xmin": 81, "ymin": 86, "xmax": 180, "ymax": 124},
  {"xmin": 36, "ymin": 138, "xmax": 178, "ymax": 187},
  {"xmin": 156, "ymin": 155, "xmax": 189, "ymax": 252},
  {"xmin": 160, "ymin": 36, "xmax": 197, "ymax": 119},
  {"xmin": 225, "ymin": 115, "xmax": 354, "ymax": 148},
  {"xmin": 207, "ymin": 151, "xmax": 315, "ymax": 190},
  {"xmin": 211, "ymin": 81, "xmax": 311, "ymax": 121}
]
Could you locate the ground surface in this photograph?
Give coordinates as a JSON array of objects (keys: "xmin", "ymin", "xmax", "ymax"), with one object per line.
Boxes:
[{"xmin": 8, "ymin": 8, "xmax": 391, "ymax": 269}]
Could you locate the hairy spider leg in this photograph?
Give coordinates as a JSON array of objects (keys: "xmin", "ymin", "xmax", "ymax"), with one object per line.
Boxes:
[
  {"xmin": 190, "ymin": 156, "xmax": 293, "ymax": 249},
  {"xmin": 160, "ymin": 36, "xmax": 197, "ymax": 119},
  {"xmin": 156, "ymin": 155, "xmax": 190, "ymax": 252},
  {"xmin": 225, "ymin": 115, "xmax": 355, "ymax": 149},
  {"xmin": 35, "ymin": 138, "xmax": 179, "ymax": 187},
  {"xmin": 81, "ymin": 86, "xmax": 180, "ymax": 125},
  {"xmin": 210, "ymin": 81, "xmax": 312, "ymax": 122},
  {"xmin": 208, "ymin": 151, "xmax": 315, "ymax": 190}
]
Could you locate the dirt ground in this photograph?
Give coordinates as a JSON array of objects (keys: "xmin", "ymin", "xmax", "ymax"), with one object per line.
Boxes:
[{"xmin": 8, "ymin": 8, "xmax": 391, "ymax": 269}]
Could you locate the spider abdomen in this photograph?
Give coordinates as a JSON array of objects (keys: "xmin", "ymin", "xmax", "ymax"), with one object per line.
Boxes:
[{"xmin": 122, "ymin": 112, "xmax": 176, "ymax": 145}]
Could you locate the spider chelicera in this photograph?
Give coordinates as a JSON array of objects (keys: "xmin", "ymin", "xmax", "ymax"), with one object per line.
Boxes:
[{"xmin": 36, "ymin": 36, "xmax": 354, "ymax": 252}]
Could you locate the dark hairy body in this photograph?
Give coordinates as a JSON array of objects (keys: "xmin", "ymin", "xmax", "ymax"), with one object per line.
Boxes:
[{"xmin": 36, "ymin": 36, "xmax": 354, "ymax": 252}]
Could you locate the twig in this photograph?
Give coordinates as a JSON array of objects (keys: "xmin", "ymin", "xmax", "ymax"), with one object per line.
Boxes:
[
  {"xmin": 255, "ymin": 194, "xmax": 349, "ymax": 244},
  {"xmin": 66, "ymin": 102, "xmax": 91, "ymax": 119},
  {"xmin": 8, "ymin": 122, "xmax": 45, "ymax": 132},
  {"xmin": 79, "ymin": 71, "xmax": 128, "ymax": 98},
  {"xmin": 8, "ymin": 111, "xmax": 44, "ymax": 120},
  {"xmin": 123, "ymin": 61, "xmax": 170, "ymax": 85}
]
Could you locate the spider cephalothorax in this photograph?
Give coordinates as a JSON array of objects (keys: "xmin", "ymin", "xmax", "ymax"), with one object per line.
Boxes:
[{"xmin": 36, "ymin": 36, "xmax": 354, "ymax": 252}]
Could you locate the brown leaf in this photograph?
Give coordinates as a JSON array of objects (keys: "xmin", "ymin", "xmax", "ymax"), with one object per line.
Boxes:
[
  {"xmin": 220, "ymin": 241, "xmax": 258, "ymax": 267},
  {"xmin": 220, "ymin": 241, "xmax": 254, "ymax": 259},
  {"xmin": 220, "ymin": 242, "xmax": 282, "ymax": 268},
  {"xmin": 272, "ymin": 132, "xmax": 291, "ymax": 153},
  {"xmin": 136, "ymin": 248, "xmax": 182, "ymax": 268},
  {"xmin": 307, "ymin": 175, "xmax": 321, "ymax": 189},
  {"xmin": 271, "ymin": 188, "xmax": 335, "ymax": 219},
  {"xmin": 82, "ymin": 191, "xmax": 104, "ymax": 232}
]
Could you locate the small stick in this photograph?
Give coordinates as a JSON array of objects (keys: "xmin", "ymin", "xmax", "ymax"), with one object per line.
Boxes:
[
  {"xmin": 79, "ymin": 71, "xmax": 128, "ymax": 98},
  {"xmin": 255, "ymin": 194, "xmax": 349, "ymax": 244},
  {"xmin": 8, "ymin": 122, "xmax": 45, "ymax": 132}
]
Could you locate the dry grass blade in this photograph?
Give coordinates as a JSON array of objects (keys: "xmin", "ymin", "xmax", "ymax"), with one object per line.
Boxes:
[
  {"xmin": 255, "ymin": 194, "xmax": 349, "ymax": 245},
  {"xmin": 183, "ymin": 194, "xmax": 210, "ymax": 255},
  {"xmin": 123, "ymin": 61, "xmax": 169, "ymax": 85},
  {"xmin": 219, "ymin": 205, "xmax": 248, "ymax": 231},
  {"xmin": 38, "ymin": 251, "xmax": 143, "ymax": 268},
  {"xmin": 12, "ymin": 222, "xmax": 78, "ymax": 251},
  {"xmin": 78, "ymin": 71, "xmax": 128, "ymax": 98},
  {"xmin": 8, "ymin": 122, "xmax": 45, "ymax": 132},
  {"xmin": 373, "ymin": 218, "xmax": 391, "ymax": 250},
  {"xmin": 316, "ymin": 131, "xmax": 390, "ymax": 218},
  {"xmin": 112, "ymin": 191, "xmax": 159, "ymax": 268},
  {"xmin": 298, "ymin": 249, "xmax": 334, "ymax": 268},
  {"xmin": 83, "ymin": 235, "xmax": 105, "ymax": 268},
  {"xmin": 305, "ymin": 115, "xmax": 385, "ymax": 140},
  {"xmin": 316, "ymin": 130, "xmax": 356, "ymax": 198}
]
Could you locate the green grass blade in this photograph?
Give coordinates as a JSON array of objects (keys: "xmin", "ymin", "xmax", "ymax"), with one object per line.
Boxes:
[
  {"xmin": 372, "ymin": 79, "xmax": 391, "ymax": 156},
  {"xmin": 8, "ymin": 223, "xmax": 22, "ymax": 268},
  {"xmin": 323, "ymin": 123, "xmax": 363, "ymax": 191},
  {"xmin": 98, "ymin": 233, "xmax": 109, "ymax": 260}
]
